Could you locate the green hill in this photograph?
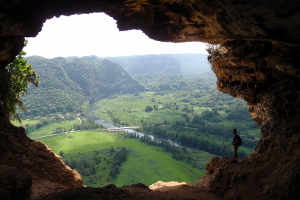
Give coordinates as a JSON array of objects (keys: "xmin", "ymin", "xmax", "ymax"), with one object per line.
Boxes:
[
  {"xmin": 21, "ymin": 56, "xmax": 144, "ymax": 117},
  {"xmin": 21, "ymin": 54, "xmax": 210, "ymax": 118}
]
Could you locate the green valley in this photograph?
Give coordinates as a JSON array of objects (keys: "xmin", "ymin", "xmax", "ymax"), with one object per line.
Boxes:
[
  {"xmin": 92, "ymin": 90, "xmax": 260, "ymax": 158},
  {"xmin": 15, "ymin": 54, "xmax": 261, "ymax": 188},
  {"xmin": 38, "ymin": 130, "xmax": 208, "ymax": 187}
]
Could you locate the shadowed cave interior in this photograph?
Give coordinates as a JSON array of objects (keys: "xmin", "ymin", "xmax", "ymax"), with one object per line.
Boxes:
[{"xmin": 1, "ymin": 0, "xmax": 300, "ymax": 199}]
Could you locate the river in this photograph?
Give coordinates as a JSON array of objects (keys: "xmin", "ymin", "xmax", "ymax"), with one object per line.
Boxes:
[{"xmin": 87, "ymin": 103, "xmax": 181, "ymax": 147}]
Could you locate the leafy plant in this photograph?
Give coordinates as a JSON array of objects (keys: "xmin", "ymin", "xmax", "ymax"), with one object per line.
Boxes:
[
  {"xmin": 206, "ymin": 44, "xmax": 227, "ymax": 61},
  {"xmin": 0, "ymin": 40, "xmax": 39, "ymax": 122}
]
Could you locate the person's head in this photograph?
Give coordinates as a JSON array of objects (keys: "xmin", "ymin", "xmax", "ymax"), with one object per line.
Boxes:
[{"xmin": 232, "ymin": 129, "xmax": 237, "ymax": 135}]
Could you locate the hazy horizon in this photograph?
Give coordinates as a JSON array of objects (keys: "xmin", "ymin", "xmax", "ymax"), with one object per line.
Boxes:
[{"xmin": 24, "ymin": 13, "xmax": 208, "ymax": 58}]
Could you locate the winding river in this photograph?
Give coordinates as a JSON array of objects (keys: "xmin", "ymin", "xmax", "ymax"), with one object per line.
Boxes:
[{"xmin": 87, "ymin": 103, "xmax": 181, "ymax": 147}]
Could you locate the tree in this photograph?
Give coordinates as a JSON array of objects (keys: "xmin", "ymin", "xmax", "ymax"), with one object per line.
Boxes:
[
  {"xmin": 59, "ymin": 151, "xmax": 64, "ymax": 158},
  {"xmin": 201, "ymin": 110, "xmax": 214, "ymax": 119},
  {"xmin": 0, "ymin": 40, "xmax": 39, "ymax": 122},
  {"xmin": 191, "ymin": 114, "xmax": 202, "ymax": 124},
  {"xmin": 144, "ymin": 105, "xmax": 153, "ymax": 112}
]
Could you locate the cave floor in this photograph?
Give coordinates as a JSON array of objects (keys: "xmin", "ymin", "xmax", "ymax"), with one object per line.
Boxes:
[{"xmin": 31, "ymin": 182, "xmax": 224, "ymax": 200}]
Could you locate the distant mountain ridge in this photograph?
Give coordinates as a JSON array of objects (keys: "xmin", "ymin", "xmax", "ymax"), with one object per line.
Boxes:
[
  {"xmin": 106, "ymin": 53, "xmax": 210, "ymax": 75},
  {"xmin": 22, "ymin": 56, "xmax": 144, "ymax": 117}
]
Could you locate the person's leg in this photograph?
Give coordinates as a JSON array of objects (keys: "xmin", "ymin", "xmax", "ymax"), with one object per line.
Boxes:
[
  {"xmin": 234, "ymin": 145, "xmax": 239, "ymax": 161},
  {"xmin": 231, "ymin": 145, "xmax": 236, "ymax": 162}
]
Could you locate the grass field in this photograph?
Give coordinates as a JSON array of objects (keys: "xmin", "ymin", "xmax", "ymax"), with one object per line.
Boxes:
[
  {"xmin": 11, "ymin": 119, "xmax": 40, "ymax": 126},
  {"xmin": 93, "ymin": 92, "xmax": 198, "ymax": 127},
  {"xmin": 38, "ymin": 130, "xmax": 207, "ymax": 187},
  {"xmin": 27, "ymin": 120, "xmax": 78, "ymax": 139},
  {"xmin": 93, "ymin": 91, "xmax": 261, "ymax": 138},
  {"xmin": 11, "ymin": 118, "xmax": 79, "ymax": 139}
]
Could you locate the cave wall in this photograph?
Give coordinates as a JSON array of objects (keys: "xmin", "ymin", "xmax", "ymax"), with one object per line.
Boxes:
[
  {"xmin": 196, "ymin": 40, "xmax": 300, "ymax": 199},
  {"xmin": 1, "ymin": 0, "xmax": 300, "ymax": 199},
  {"xmin": 0, "ymin": 121, "xmax": 83, "ymax": 199},
  {"xmin": 2, "ymin": 0, "xmax": 299, "ymax": 68}
]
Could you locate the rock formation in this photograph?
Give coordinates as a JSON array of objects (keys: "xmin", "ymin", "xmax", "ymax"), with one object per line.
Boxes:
[{"xmin": 1, "ymin": 0, "xmax": 300, "ymax": 199}]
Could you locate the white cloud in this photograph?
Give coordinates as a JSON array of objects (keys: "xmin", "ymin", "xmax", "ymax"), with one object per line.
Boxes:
[{"xmin": 24, "ymin": 13, "xmax": 207, "ymax": 58}]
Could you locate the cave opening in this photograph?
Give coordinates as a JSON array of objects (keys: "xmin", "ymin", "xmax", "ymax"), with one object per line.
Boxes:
[
  {"xmin": 18, "ymin": 12, "xmax": 260, "ymax": 190},
  {"xmin": 24, "ymin": 13, "xmax": 207, "ymax": 59}
]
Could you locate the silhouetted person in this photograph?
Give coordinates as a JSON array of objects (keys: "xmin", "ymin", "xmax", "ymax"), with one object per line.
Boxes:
[{"xmin": 230, "ymin": 128, "xmax": 241, "ymax": 163}]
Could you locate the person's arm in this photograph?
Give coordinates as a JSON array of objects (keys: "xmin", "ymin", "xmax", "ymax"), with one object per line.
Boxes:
[{"xmin": 231, "ymin": 136, "xmax": 237, "ymax": 145}]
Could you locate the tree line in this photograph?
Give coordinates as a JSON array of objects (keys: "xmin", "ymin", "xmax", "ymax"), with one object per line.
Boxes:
[
  {"xmin": 139, "ymin": 125, "xmax": 249, "ymax": 158},
  {"xmin": 64, "ymin": 147, "xmax": 130, "ymax": 186}
]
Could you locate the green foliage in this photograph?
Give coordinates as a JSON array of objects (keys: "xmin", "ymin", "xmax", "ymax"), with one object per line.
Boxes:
[
  {"xmin": 0, "ymin": 40, "xmax": 39, "ymax": 122},
  {"xmin": 19, "ymin": 54, "xmax": 211, "ymax": 119},
  {"xmin": 134, "ymin": 73, "xmax": 216, "ymax": 91},
  {"xmin": 94, "ymin": 90, "xmax": 258, "ymax": 130},
  {"xmin": 94, "ymin": 90, "xmax": 260, "ymax": 157},
  {"xmin": 74, "ymin": 118, "xmax": 104, "ymax": 130},
  {"xmin": 65, "ymin": 147, "xmax": 129, "ymax": 179},
  {"xmin": 21, "ymin": 56, "xmax": 144, "ymax": 118},
  {"xmin": 109, "ymin": 147, "xmax": 129, "ymax": 178},
  {"xmin": 226, "ymin": 101, "xmax": 251, "ymax": 121},
  {"xmin": 24, "ymin": 119, "xmax": 78, "ymax": 138},
  {"xmin": 59, "ymin": 150, "xmax": 64, "ymax": 157},
  {"xmin": 10, "ymin": 119, "xmax": 40, "ymax": 127},
  {"xmin": 144, "ymin": 105, "xmax": 153, "ymax": 112},
  {"xmin": 9, "ymin": 51, "xmax": 262, "ymax": 188},
  {"xmin": 138, "ymin": 134, "xmax": 212, "ymax": 169},
  {"xmin": 205, "ymin": 44, "xmax": 227, "ymax": 61},
  {"xmin": 139, "ymin": 125, "xmax": 250, "ymax": 158}
]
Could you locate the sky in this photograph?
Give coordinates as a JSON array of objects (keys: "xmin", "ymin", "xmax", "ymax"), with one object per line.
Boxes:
[{"xmin": 24, "ymin": 13, "xmax": 208, "ymax": 58}]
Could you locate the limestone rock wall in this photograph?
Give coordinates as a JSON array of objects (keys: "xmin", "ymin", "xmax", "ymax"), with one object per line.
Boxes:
[
  {"xmin": 0, "ymin": 116, "xmax": 83, "ymax": 199},
  {"xmin": 196, "ymin": 40, "xmax": 300, "ymax": 199}
]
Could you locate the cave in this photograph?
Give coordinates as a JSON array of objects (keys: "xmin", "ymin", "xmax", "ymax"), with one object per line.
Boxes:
[{"xmin": 1, "ymin": 0, "xmax": 300, "ymax": 199}]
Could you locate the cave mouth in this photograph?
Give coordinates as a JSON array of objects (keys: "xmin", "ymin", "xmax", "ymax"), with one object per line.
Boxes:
[{"xmin": 19, "ymin": 12, "xmax": 260, "ymax": 192}]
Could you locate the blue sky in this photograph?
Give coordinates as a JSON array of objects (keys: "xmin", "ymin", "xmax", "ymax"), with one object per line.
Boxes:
[{"xmin": 24, "ymin": 13, "xmax": 207, "ymax": 58}]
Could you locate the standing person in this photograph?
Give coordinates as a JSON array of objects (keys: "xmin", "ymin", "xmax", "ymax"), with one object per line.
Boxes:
[{"xmin": 231, "ymin": 128, "xmax": 242, "ymax": 163}]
